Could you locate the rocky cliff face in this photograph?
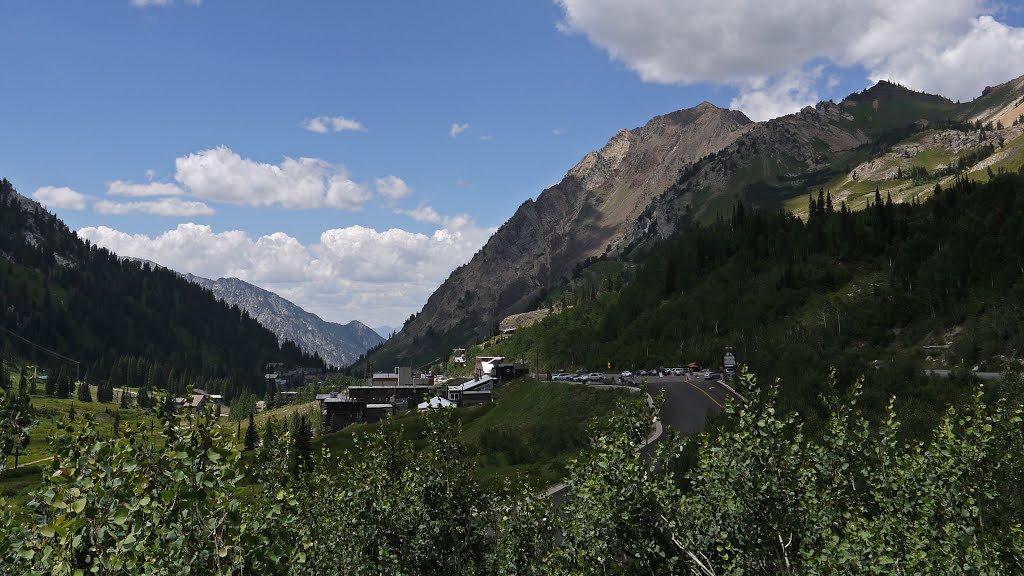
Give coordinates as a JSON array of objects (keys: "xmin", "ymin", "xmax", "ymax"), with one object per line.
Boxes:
[
  {"xmin": 374, "ymin": 76, "xmax": 1024, "ymax": 367},
  {"xmin": 184, "ymin": 275, "xmax": 382, "ymax": 368},
  {"xmin": 377, "ymin": 103, "xmax": 753, "ymax": 363},
  {"xmin": 628, "ymin": 100, "xmax": 872, "ymax": 245}
]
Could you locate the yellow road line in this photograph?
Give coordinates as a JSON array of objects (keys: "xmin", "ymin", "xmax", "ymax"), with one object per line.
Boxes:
[{"xmin": 683, "ymin": 378, "xmax": 723, "ymax": 409}]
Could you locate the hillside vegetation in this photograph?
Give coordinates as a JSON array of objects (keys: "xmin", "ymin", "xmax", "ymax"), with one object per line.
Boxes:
[
  {"xmin": 1, "ymin": 367, "xmax": 1021, "ymax": 573},
  {"xmin": 486, "ymin": 172, "xmax": 1024, "ymax": 433},
  {"xmin": 0, "ymin": 179, "xmax": 323, "ymax": 403},
  {"xmin": 314, "ymin": 379, "xmax": 635, "ymax": 489}
]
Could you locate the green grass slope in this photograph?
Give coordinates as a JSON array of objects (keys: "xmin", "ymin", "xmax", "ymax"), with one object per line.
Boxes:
[{"xmin": 315, "ymin": 379, "xmax": 635, "ymax": 489}]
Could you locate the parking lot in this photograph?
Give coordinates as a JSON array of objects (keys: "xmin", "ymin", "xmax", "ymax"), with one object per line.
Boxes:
[{"xmin": 548, "ymin": 372, "xmax": 736, "ymax": 435}]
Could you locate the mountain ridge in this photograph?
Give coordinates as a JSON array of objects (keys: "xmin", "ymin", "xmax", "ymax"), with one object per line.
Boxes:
[
  {"xmin": 182, "ymin": 274, "xmax": 383, "ymax": 368},
  {"xmin": 366, "ymin": 75, "xmax": 1024, "ymax": 368},
  {"xmin": 373, "ymin": 100, "xmax": 754, "ymax": 363}
]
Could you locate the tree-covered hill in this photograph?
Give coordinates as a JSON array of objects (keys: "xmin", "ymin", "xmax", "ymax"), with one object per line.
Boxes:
[
  {"xmin": 0, "ymin": 178, "xmax": 323, "ymax": 400},
  {"xmin": 486, "ymin": 170, "xmax": 1024, "ymax": 432}
]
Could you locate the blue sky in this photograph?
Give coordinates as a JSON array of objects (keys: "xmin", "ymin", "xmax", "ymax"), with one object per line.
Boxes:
[{"xmin": 2, "ymin": 1, "xmax": 1023, "ymax": 330}]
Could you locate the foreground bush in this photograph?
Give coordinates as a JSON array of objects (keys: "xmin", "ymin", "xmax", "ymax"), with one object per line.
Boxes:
[{"xmin": 1, "ymin": 370, "xmax": 1022, "ymax": 574}]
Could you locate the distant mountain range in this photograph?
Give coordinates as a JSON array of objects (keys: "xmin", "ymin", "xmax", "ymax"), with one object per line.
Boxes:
[
  {"xmin": 182, "ymin": 274, "xmax": 383, "ymax": 368},
  {"xmin": 0, "ymin": 180, "xmax": 322, "ymax": 390}
]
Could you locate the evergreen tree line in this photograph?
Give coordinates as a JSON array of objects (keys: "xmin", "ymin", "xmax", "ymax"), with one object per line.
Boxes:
[
  {"xmin": 489, "ymin": 172, "xmax": 1024, "ymax": 433},
  {"xmin": 0, "ymin": 178, "xmax": 325, "ymax": 404}
]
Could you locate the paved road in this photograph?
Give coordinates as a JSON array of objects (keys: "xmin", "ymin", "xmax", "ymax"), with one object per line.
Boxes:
[
  {"xmin": 546, "ymin": 374, "xmax": 734, "ymax": 504},
  {"xmin": 644, "ymin": 374, "xmax": 733, "ymax": 435}
]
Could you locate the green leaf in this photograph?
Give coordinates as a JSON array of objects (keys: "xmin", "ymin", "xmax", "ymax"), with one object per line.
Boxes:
[
  {"xmin": 112, "ymin": 508, "xmax": 129, "ymax": 526},
  {"xmin": 72, "ymin": 497, "xmax": 87, "ymax": 514}
]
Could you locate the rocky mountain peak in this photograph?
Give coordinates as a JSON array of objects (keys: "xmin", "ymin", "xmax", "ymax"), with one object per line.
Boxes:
[
  {"xmin": 180, "ymin": 273, "xmax": 383, "ymax": 368},
  {"xmin": 568, "ymin": 128, "xmax": 633, "ymax": 190},
  {"xmin": 371, "ymin": 100, "xmax": 757, "ymax": 365}
]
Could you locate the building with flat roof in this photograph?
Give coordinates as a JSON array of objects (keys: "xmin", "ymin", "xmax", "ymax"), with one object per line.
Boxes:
[{"xmin": 446, "ymin": 375, "xmax": 494, "ymax": 406}]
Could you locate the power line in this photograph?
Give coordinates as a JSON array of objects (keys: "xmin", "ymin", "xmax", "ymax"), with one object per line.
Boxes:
[{"xmin": 0, "ymin": 324, "xmax": 80, "ymax": 373}]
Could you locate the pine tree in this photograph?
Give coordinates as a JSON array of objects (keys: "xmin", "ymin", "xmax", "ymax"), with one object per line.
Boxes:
[
  {"xmin": 137, "ymin": 385, "xmax": 149, "ymax": 409},
  {"xmin": 244, "ymin": 413, "xmax": 258, "ymax": 451},
  {"xmin": 97, "ymin": 378, "xmax": 113, "ymax": 403},
  {"xmin": 290, "ymin": 415, "xmax": 313, "ymax": 479},
  {"xmin": 109, "ymin": 360, "xmax": 124, "ymax": 395},
  {"xmin": 163, "ymin": 389, "xmax": 175, "ymax": 415},
  {"xmin": 262, "ymin": 417, "xmax": 275, "ymax": 448},
  {"xmin": 46, "ymin": 367, "xmax": 59, "ymax": 397},
  {"xmin": 77, "ymin": 380, "xmax": 92, "ymax": 403},
  {"xmin": 112, "ymin": 410, "xmax": 120, "ymax": 436},
  {"xmin": 120, "ymin": 386, "xmax": 129, "ymax": 408}
]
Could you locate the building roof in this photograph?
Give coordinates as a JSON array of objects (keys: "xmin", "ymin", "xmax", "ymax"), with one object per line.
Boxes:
[
  {"xmin": 417, "ymin": 396, "xmax": 453, "ymax": 410},
  {"xmin": 448, "ymin": 375, "xmax": 493, "ymax": 392},
  {"xmin": 366, "ymin": 403, "xmax": 394, "ymax": 409},
  {"xmin": 322, "ymin": 396, "xmax": 355, "ymax": 404}
]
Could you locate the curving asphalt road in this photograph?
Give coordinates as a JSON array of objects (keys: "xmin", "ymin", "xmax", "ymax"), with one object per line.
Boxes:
[{"xmin": 546, "ymin": 374, "xmax": 736, "ymax": 503}]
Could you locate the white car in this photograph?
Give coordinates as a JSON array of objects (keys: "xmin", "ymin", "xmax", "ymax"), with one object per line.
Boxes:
[
  {"xmin": 552, "ymin": 373, "xmax": 571, "ymax": 381},
  {"xmin": 620, "ymin": 370, "xmax": 633, "ymax": 378},
  {"xmin": 587, "ymin": 373, "xmax": 604, "ymax": 382}
]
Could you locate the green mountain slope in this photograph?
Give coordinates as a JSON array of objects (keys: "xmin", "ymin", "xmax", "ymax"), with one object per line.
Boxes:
[
  {"xmin": 363, "ymin": 76, "xmax": 1024, "ymax": 371},
  {"xmin": 485, "ymin": 172, "xmax": 1024, "ymax": 433},
  {"xmin": 0, "ymin": 179, "xmax": 323, "ymax": 399}
]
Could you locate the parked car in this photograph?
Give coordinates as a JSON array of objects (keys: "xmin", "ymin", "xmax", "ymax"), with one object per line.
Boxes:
[
  {"xmin": 637, "ymin": 370, "xmax": 647, "ymax": 377},
  {"xmin": 587, "ymin": 372, "xmax": 604, "ymax": 382},
  {"xmin": 552, "ymin": 373, "xmax": 571, "ymax": 381},
  {"xmin": 620, "ymin": 370, "xmax": 633, "ymax": 378},
  {"xmin": 571, "ymin": 373, "xmax": 589, "ymax": 382},
  {"xmin": 671, "ymin": 367, "xmax": 685, "ymax": 376},
  {"xmin": 705, "ymin": 371, "xmax": 722, "ymax": 380}
]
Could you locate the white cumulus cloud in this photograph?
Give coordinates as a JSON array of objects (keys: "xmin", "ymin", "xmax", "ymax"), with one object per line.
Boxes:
[
  {"xmin": 375, "ymin": 175, "xmax": 412, "ymax": 202},
  {"xmin": 449, "ymin": 122, "xmax": 470, "ymax": 138},
  {"xmin": 555, "ymin": 0, "xmax": 1024, "ymax": 118},
  {"xmin": 33, "ymin": 186, "xmax": 87, "ymax": 211},
  {"xmin": 77, "ymin": 216, "xmax": 496, "ymax": 328},
  {"xmin": 399, "ymin": 205, "xmax": 443, "ymax": 224},
  {"xmin": 304, "ymin": 115, "xmax": 366, "ymax": 134},
  {"xmin": 173, "ymin": 145, "xmax": 372, "ymax": 210},
  {"xmin": 94, "ymin": 198, "xmax": 214, "ymax": 217},
  {"xmin": 107, "ymin": 180, "xmax": 185, "ymax": 197},
  {"xmin": 729, "ymin": 66, "xmax": 825, "ymax": 122}
]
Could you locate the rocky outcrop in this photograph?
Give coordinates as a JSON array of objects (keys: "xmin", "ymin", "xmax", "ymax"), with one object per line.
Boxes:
[
  {"xmin": 627, "ymin": 100, "xmax": 871, "ymax": 245},
  {"xmin": 377, "ymin": 102, "xmax": 753, "ymax": 363},
  {"xmin": 184, "ymin": 275, "xmax": 382, "ymax": 368},
  {"xmin": 374, "ymin": 77, "xmax": 1024, "ymax": 367}
]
